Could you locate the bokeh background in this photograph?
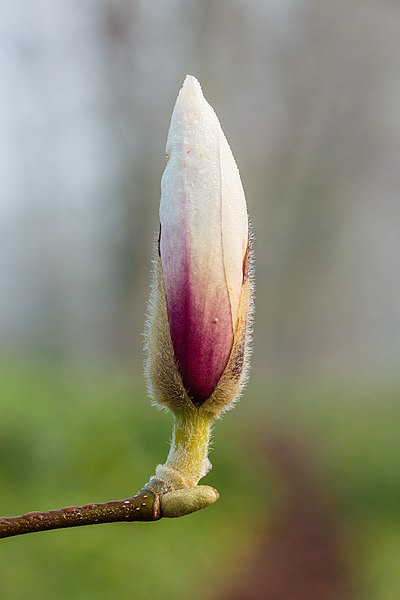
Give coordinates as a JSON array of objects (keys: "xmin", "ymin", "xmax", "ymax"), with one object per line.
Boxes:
[{"xmin": 1, "ymin": 1, "xmax": 400, "ymax": 598}]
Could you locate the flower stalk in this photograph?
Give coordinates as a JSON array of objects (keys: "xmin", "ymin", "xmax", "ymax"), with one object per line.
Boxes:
[{"xmin": 157, "ymin": 410, "xmax": 214, "ymax": 489}]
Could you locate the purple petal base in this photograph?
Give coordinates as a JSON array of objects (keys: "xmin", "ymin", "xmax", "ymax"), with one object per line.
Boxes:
[{"xmin": 165, "ymin": 276, "xmax": 233, "ymax": 406}]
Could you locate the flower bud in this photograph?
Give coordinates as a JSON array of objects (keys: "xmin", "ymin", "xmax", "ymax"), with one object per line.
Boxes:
[{"xmin": 145, "ymin": 75, "xmax": 253, "ymax": 416}]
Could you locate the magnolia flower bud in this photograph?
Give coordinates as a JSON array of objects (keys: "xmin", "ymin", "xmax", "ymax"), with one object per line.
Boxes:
[{"xmin": 145, "ymin": 75, "xmax": 252, "ymax": 417}]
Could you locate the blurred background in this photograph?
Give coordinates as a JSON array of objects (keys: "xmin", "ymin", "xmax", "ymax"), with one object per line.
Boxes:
[{"xmin": 1, "ymin": 1, "xmax": 400, "ymax": 598}]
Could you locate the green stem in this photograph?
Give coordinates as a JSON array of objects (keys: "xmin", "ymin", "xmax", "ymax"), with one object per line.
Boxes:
[{"xmin": 155, "ymin": 410, "xmax": 214, "ymax": 490}]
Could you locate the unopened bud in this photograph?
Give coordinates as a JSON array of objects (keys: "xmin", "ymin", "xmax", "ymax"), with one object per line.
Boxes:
[{"xmin": 145, "ymin": 75, "xmax": 253, "ymax": 417}]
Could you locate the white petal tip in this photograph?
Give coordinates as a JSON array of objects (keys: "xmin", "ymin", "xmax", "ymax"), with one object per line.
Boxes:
[
  {"xmin": 179, "ymin": 75, "xmax": 204, "ymax": 105},
  {"xmin": 183, "ymin": 74, "xmax": 202, "ymax": 90}
]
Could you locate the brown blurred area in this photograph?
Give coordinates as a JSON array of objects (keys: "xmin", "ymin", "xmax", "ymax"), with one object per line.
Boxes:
[{"xmin": 221, "ymin": 434, "xmax": 354, "ymax": 600}]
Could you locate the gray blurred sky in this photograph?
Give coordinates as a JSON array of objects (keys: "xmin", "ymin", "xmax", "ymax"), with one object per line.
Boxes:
[{"xmin": 1, "ymin": 0, "xmax": 400, "ymax": 380}]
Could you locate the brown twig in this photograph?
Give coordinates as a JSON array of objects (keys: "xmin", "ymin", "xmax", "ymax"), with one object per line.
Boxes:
[
  {"xmin": 0, "ymin": 490, "xmax": 160, "ymax": 539},
  {"xmin": 0, "ymin": 482, "xmax": 219, "ymax": 540}
]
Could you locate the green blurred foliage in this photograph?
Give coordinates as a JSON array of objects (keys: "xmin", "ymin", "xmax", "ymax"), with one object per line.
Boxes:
[{"xmin": 1, "ymin": 362, "xmax": 400, "ymax": 598}]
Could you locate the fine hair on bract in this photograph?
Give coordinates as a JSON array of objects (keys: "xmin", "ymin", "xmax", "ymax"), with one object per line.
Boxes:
[{"xmin": 144, "ymin": 233, "xmax": 254, "ymax": 419}]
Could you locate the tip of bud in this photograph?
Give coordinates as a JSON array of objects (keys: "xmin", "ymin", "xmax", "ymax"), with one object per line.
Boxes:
[
  {"xmin": 177, "ymin": 75, "xmax": 206, "ymax": 110},
  {"xmin": 182, "ymin": 74, "xmax": 202, "ymax": 92}
]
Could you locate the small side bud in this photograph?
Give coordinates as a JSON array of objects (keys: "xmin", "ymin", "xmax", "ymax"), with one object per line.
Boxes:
[{"xmin": 161, "ymin": 486, "xmax": 219, "ymax": 518}]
